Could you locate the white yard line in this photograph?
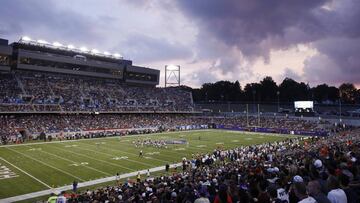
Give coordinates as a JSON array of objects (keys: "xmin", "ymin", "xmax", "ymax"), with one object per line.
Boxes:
[
  {"xmin": 50, "ymin": 144, "xmax": 137, "ymax": 172},
  {"xmin": 103, "ymin": 140, "xmax": 191, "ymax": 159},
  {"xmin": 5, "ymin": 147, "xmax": 86, "ymax": 182},
  {"xmin": 0, "ymin": 162, "xmax": 183, "ymax": 202},
  {"xmin": 24, "ymin": 146, "xmax": 112, "ymax": 177},
  {"xmin": 110, "ymin": 135, "xmax": 213, "ymax": 157},
  {"xmin": 80, "ymin": 142, "xmax": 169, "ymax": 165},
  {"xmin": 73, "ymin": 142, "xmax": 160, "ymax": 167},
  {"xmin": 0, "ymin": 157, "xmax": 52, "ymax": 189},
  {"xmin": 0, "ymin": 129, "xmax": 213, "ymax": 148}
]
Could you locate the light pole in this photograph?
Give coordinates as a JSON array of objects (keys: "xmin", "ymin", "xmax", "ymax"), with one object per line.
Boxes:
[
  {"xmin": 339, "ymin": 91, "xmax": 342, "ymax": 123},
  {"xmin": 252, "ymin": 90, "xmax": 256, "ymax": 113},
  {"xmin": 277, "ymin": 91, "xmax": 280, "ymax": 113},
  {"xmin": 246, "ymin": 104, "xmax": 249, "ymax": 127},
  {"xmin": 339, "ymin": 99, "xmax": 342, "ymax": 123},
  {"xmin": 258, "ymin": 104, "xmax": 260, "ymax": 127}
]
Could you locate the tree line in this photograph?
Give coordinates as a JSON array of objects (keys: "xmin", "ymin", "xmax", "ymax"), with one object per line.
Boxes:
[{"xmin": 180, "ymin": 77, "xmax": 360, "ymax": 104}]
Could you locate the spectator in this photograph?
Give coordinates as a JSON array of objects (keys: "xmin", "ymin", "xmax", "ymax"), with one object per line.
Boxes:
[
  {"xmin": 327, "ymin": 176, "xmax": 347, "ymax": 203},
  {"xmin": 214, "ymin": 184, "xmax": 232, "ymax": 203},
  {"xmin": 339, "ymin": 173, "xmax": 359, "ymax": 203},
  {"xmin": 293, "ymin": 182, "xmax": 317, "ymax": 203},
  {"xmin": 194, "ymin": 186, "xmax": 210, "ymax": 203},
  {"xmin": 307, "ymin": 180, "xmax": 331, "ymax": 203}
]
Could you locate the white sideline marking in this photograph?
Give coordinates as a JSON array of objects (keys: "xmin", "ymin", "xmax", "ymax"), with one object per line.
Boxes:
[
  {"xmin": 6, "ymin": 147, "xmax": 86, "ymax": 182},
  {"xmin": 64, "ymin": 145, "xmax": 78, "ymax": 148},
  {"xmin": 216, "ymin": 142, "xmax": 224, "ymax": 145},
  {"xmin": 0, "ymin": 157, "xmax": 51, "ymax": 189},
  {"xmin": 245, "ymin": 138, "xmax": 253, "ymax": 140},
  {"xmin": 231, "ymin": 140, "xmax": 239, "ymax": 142},
  {"xmin": 0, "ymin": 163, "xmax": 183, "ymax": 202}
]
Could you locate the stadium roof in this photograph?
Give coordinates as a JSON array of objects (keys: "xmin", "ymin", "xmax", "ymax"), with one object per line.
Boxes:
[{"xmin": 19, "ymin": 36, "xmax": 123, "ymax": 60}]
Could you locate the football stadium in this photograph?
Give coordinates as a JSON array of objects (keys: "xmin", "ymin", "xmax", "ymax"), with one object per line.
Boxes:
[{"xmin": 1, "ymin": 1, "xmax": 360, "ymax": 203}]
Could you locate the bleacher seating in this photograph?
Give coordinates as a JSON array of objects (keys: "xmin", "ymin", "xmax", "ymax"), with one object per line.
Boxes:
[{"xmin": 0, "ymin": 71, "xmax": 194, "ymax": 112}]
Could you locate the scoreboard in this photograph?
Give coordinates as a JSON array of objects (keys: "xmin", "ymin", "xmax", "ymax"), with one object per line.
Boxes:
[{"xmin": 294, "ymin": 101, "xmax": 314, "ymax": 116}]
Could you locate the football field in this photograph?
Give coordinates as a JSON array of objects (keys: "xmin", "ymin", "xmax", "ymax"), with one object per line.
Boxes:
[{"xmin": 0, "ymin": 130, "xmax": 297, "ymax": 200}]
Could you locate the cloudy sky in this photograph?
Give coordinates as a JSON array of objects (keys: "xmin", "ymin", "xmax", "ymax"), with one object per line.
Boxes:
[{"xmin": 1, "ymin": 0, "xmax": 359, "ymax": 87}]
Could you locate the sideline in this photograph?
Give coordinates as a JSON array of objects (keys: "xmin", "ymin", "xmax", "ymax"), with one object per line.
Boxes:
[{"xmin": 0, "ymin": 163, "xmax": 182, "ymax": 202}]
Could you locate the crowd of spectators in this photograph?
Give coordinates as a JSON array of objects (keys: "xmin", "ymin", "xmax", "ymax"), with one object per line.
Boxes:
[
  {"xmin": 212, "ymin": 116, "xmax": 329, "ymax": 133},
  {"xmin": 0, "ymin": 71, "xmax": 194, "ymax": 112},
  {"xmin": 0, "ymin": 72, "xmax": 23, "ymax": 104},
  {"xmin": 0, "ymin": 114, "xmax": 332, "ymax": 145},
  {"xmin": 45, "ymin": 129, "xmax": 360, "ymax": 203}
]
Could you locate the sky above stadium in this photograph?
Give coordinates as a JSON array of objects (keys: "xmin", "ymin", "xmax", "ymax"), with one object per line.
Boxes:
[{"xmin": 1, "ymin": 0, "xmax": 359, "ymax": 88}]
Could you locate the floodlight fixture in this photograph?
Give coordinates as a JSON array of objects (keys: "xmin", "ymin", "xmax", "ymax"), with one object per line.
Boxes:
[
  {"xmin": 17, "ymin": 36, "xmax": 124, "ymax": 60},
  {"xmin": 53, "ymin": 42, "xmax": 63, "ymax": 47},
  {"xmin": 67, "ymin": 44, "xmax": 75, "ymax": 49},
  {"xmin": 37, "ymin": 39, "xmax": 49, "ymax": 44},
  {"xmin": 166, "ymin": 64, "xmax": 180, "ymax": 71},
  {"xmin": 113, "ymin": 53, "xmax": 122, "ymax": 58},
  {"xmin": 91, "ymin": 49, "xmax": 99, "ymax": 54},
  {"xmin": 80, "ymin": 47, "xmax": 89, "ymax": 52},
  {"xmin": 21, "ymin": 36, "xmax": 31, "ymax": 41}
]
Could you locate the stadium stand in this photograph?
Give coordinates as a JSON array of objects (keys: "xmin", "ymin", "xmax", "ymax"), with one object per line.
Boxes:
[{"xmin": 0, "ymin": 71, "xmax": 194, "ymax": 112}]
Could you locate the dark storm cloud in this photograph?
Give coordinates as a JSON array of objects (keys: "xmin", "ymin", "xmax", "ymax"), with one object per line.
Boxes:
[
  {"xmin": 0, "ymin": 0, "xmax": 100, "ymax": 44},
  {"xmin": 304, "ymin": 37, "xmax": 360, "ymax": 85},
  {"xmin": 303, "ymin": 0, "xmax": 360, "ymax": 85},
  {"xmin": 174, "ymin": 0, "xmax": 360, "ymax": 85},
  {"xmin": 176, "ymin": 0, "xmax": 328, "ymax": 59},
  {"xmin": 120, "ymin": 33, "xmax": 193, "ymax": 63}
]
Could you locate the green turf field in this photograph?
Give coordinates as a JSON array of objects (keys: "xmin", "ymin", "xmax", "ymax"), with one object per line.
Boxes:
[{"xmin": 0, "ymin": 130, "xmax": 297, "ymax": 199}]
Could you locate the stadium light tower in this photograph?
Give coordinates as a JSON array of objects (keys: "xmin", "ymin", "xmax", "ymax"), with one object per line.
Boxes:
[{"xmin": 165, "ymin": 65, "xmax": 180, "ymax": 87}]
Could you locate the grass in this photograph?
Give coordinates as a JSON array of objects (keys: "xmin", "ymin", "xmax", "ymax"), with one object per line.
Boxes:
[{"xmin": 0, "ymin": 129, "xmax": 297, "ymax": 200}]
